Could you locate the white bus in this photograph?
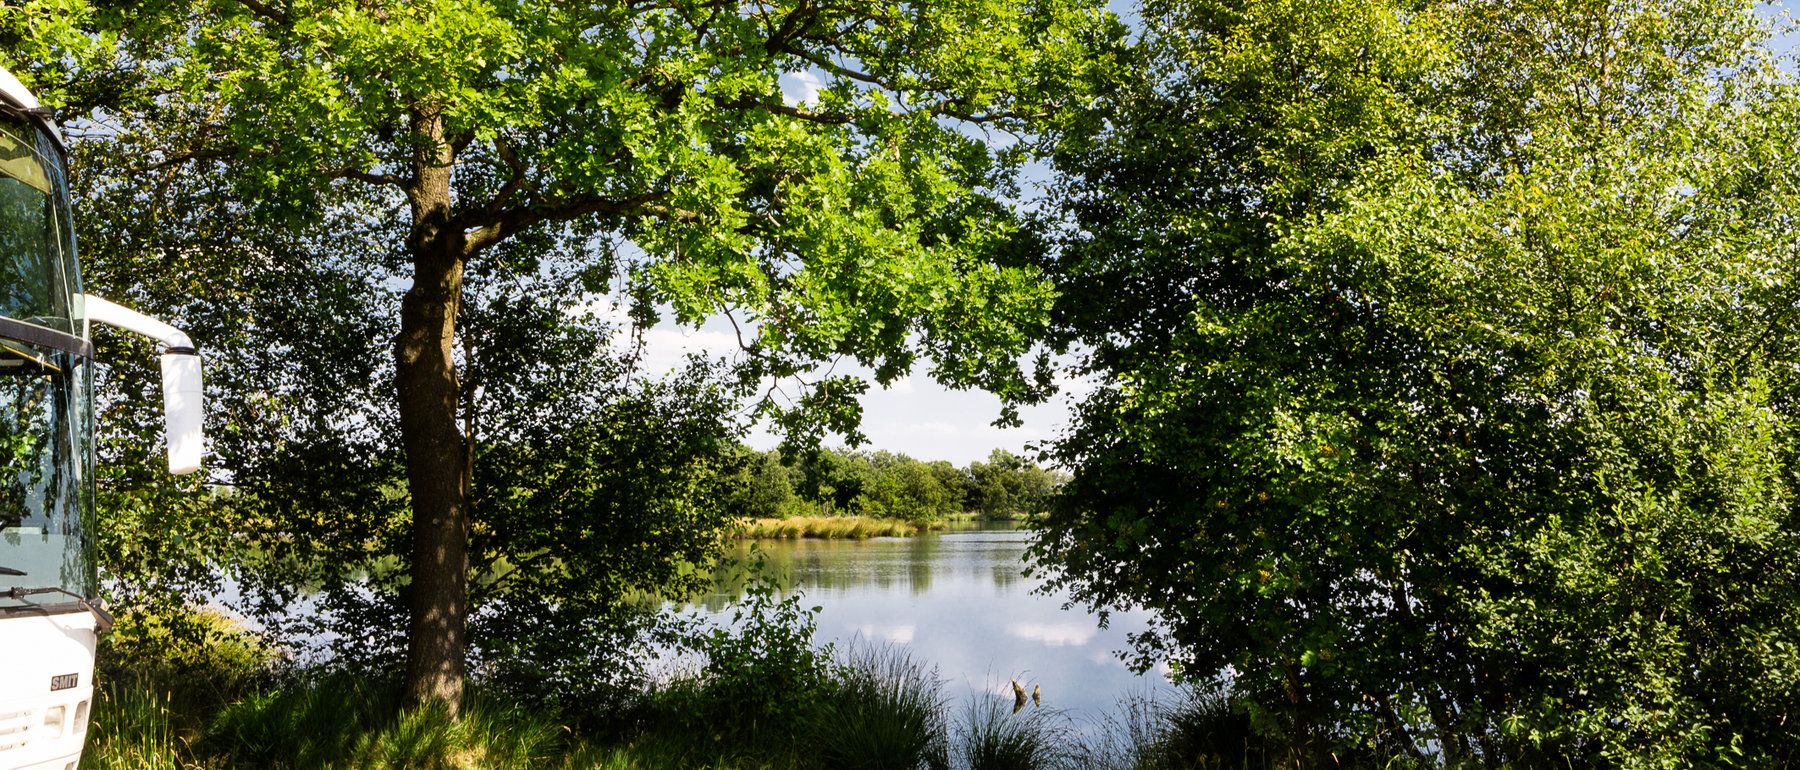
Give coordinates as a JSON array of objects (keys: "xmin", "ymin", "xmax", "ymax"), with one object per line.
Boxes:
[{"xmin": 0, "ymin": 65, "xmax": 203, "ymax": 770}]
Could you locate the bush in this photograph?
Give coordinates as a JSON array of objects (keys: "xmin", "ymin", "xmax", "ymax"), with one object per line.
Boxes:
[
  {"xmin": 663, "ymin": 578, "xmax": 836, "ymax": 729},
  {"xmin": 98, "ymin": 602, "xmax": 280, "ymax": 718}
]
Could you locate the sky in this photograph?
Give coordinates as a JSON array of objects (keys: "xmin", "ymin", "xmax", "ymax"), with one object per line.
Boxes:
[
  {"xmin": 1767, "ymin": 3, "xmax": 1799, "ymax": 54},
  {"xmin": 600, "ymin": 302, "xmax": 1090, "ymax": 468},
  {"xmin": 620, "ymin": 1, "xmax": 1800, "ymax": 469}
]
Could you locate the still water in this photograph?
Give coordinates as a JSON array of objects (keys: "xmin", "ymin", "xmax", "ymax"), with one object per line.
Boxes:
[{"xmin": 686, "ymin": 525, "xmax": 1176, "ymax": 726}]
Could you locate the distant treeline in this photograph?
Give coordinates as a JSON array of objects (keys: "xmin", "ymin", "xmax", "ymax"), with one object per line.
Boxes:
[{"xmin": 717, "ymin": 447, "xmax": 1066, "ymax": 522}]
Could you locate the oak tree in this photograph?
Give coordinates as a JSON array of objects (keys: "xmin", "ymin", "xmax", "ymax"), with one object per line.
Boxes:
[{"xmin": 6, "ymin": 0, "xmax": 1117, "ymax": 712}]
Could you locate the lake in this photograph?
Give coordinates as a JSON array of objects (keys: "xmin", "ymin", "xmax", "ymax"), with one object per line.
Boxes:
[{"xmin": 685, "ymin": 524, "xmax": 1177, "ymax": 728}]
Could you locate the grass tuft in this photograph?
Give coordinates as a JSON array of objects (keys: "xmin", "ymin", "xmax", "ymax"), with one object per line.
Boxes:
[
  {"xmin": 811, "ymin": 645, "xmax": 949, "ymax": 770},
  {"xmin": 83, "ymin": 683, "xmax": 197, "ymax": 770},
  {"xmin": 955, "ymin": 695, "xmax": 1076, "ymax": 770}
]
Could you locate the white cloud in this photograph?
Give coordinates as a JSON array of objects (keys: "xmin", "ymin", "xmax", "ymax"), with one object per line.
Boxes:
[
  {"xmin": 852, "ymin": 623, "xmax": 916, "ymax": 644},
  {"xmin": 1052, "ymin": 370, "xmax": 1100, "ymax": 402},
  {"xmin": 896, "ymin": 421, "xmax": 961, "ymax": 436},
  {"xmin": 781, "ymin": 71, "xmax": 824, "ymax": 106},
  {"xmin": 1007, "ymin": 621, "xmax": 1098, "ymax": 648},
  {"xmin": 577, "ymin": 300, "xmax": 747, "ymax": 377},
  {"xmin": 573, "ymin": 302, "xmax": 1078, "ymax": 465},
  {"xmin": 641, "ymin": 325, "xmax": 740, "ymax": 358}
]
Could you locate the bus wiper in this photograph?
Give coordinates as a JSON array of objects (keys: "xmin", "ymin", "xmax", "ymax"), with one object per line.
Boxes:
[
  {"xmin": 0, "ymin": 586, "xmax": 114, "ymax": 632},
  {"xmin": 0, "ymin": 566, "xmax": 21, "ymax": 576}
]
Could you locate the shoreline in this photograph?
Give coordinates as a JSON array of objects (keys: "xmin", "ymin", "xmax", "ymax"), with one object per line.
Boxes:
[{"xmin": 730, "ymin": 513, "xmax": 1021, "ymax": 540}]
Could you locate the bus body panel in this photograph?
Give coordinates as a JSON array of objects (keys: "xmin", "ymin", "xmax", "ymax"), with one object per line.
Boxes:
[{"xmin": 0, "ymin": 609, "xmax": 94, "ymax": 770}]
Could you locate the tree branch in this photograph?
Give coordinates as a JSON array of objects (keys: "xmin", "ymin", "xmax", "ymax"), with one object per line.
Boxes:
[
  {"xmin": 482, "ymin": 136, "xmax": 533, "ymax": 214},
  {"xmin": 766, "ymin": 51, "xmax": 1041, "ymax": 125},
  {"xmin": 458, "ymin": 193, "xmax": 691, "ymax": 255},
  {"xmin": 320, "ymin": 166, "xmax": 407, "ymax": 187},
  {"xmin": 782, "ymin": 49, "xmax": 887, "ymax": 89},
  {"xmin": 130, "ymin": 143, "xmax": 408, "ymax": 188},
  {"xmin": 714, "ymin": 95, "xmax": 852, "ymax": 124},
  {"xmin": 764, "ymin": 0, "xmax": 820, "ymax": 57},
  {"xmin": 235, "ymin": 0, "xmax": 289, "ymax": 24},
  {"xmin": 129, "ymin": 146, "xmax": 244, "ymax": 175}
]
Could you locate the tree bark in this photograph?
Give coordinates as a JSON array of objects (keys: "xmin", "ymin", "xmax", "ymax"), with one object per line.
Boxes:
[{"xmin": 395, "ymin": 106, "xmax": 471, "ymax": 715}]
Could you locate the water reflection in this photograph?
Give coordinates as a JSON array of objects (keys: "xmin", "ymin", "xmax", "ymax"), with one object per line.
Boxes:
[{"xmin": 689, "ymin": 526, "xmax": 1174, "ymax": 728}]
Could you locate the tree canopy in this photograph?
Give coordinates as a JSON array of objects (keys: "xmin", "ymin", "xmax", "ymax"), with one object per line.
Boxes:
[
  {"xmin": 1031, "ymin": 0, "xmax": 1800, "ymax": 763},
  {"xmin": 4, "ymin": 0, "xmax": 1121, "ymax": 711}
]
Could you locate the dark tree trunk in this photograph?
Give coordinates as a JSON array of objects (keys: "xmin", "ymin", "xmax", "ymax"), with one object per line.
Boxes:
[{"xmin": 395, "ymin": 106, "xmax": 471, "ymax": 715}]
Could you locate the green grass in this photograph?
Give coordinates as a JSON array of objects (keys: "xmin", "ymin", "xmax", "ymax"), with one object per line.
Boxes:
[
  {"xmin": 83, "ymin": 683, "xmax": 195, "ymax": 770},
  {"xmin": 1071, "ymin": 691, "xmax": 1414, "ymax": 770},
  {"xmin": 810, "ymin": 646, "xmax": 949, "ymax": 770}
]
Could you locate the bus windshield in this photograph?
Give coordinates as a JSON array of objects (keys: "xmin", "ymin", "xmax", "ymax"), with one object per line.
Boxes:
[{"xmin": 0, "ymin": 113, "xmax": 94, "ymax": 603}]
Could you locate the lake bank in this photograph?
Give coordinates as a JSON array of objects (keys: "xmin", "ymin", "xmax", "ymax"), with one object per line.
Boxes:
[
  {"xmin": 88, "ymin": 643, "xmax": 1324, "ymax": 770},
  {"xmin": 94, "ymin": 526, "xmax": 1385, "ymax": 769},
  {"xmin": 730, "ymin": 513, "xmax": 1022, "ymax": 540}
]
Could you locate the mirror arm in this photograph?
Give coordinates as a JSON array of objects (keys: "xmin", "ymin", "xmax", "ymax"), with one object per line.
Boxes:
[{"xmin": 79, "ymin": 295, "xmax": 193, "ymax": 351}]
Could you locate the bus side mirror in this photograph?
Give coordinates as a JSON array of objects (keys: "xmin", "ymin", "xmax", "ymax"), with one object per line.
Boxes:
[
  {"xmin": 160, "ymin": 351, "xmax": 203, "ymax": 475},
  {"xmin": 80, "ymin": 294, "xmax": 205, "ymax": 476}
]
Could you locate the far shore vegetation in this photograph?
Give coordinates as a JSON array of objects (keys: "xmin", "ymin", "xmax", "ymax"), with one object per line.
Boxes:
[
  {"xmin": 719, "ymin": 446, "xmax": 1065, "ymax": 527},
  {"xmin": 733, "ymin": 515, "xmax": 931, "ymax": 540}
]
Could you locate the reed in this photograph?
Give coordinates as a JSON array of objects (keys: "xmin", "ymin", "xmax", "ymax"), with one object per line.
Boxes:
[{"xmin": 734, "ymin": 516, "xmax": 925, "ymax": 540}]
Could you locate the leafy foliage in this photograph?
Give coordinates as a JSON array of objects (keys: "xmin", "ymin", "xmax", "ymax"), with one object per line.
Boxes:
[
  {"xmin": 669, "ymin": 570, "xmax": 837, "ymax": 731},
  {"xmin": 1032, "ymin": 0, "xmax": 1800, "ymax": 765}
]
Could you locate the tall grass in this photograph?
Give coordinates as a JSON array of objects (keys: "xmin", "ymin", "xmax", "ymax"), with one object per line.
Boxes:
[
  {"xmin": 89, "ymin": 668, "xmax": 1386, "ymax": 770},
  {"xmin": 83, "ymin": 683, "xmax": 196, "ymax": 770},
  {"xmin": 955, "ymin": 696, "xmax": 1076, "ymax": 770},
  {"xmin": 1073, "ymin": 690, "xmax": 1410, "ymax": 770},
  {"xmin": 811, "ymin": 646, "xmax": 949, "ymax": 770},
  {"xmin": 735, "ymin": 516, "xmax": 927, "ymax": 540},
  {"xmin": 87, "ymin": 674, "xmax": 571, "ymax": 770}
]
